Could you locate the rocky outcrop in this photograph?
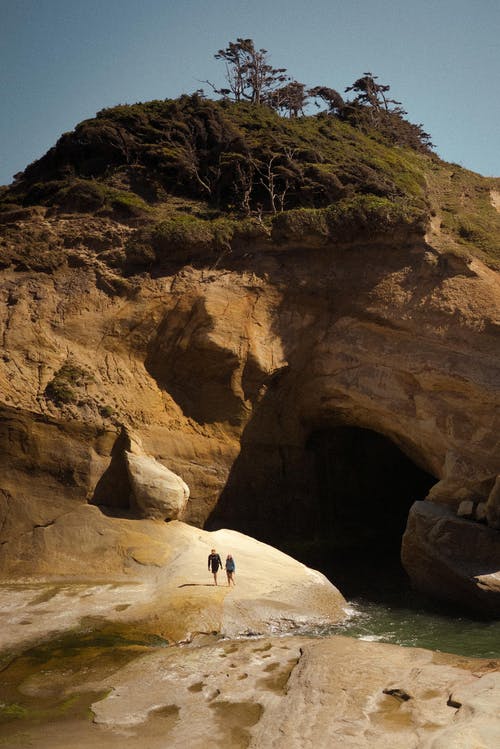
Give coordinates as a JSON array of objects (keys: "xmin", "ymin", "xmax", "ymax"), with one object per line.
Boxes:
[
  {"xmin": 125, "ymin": 451, "xmax": 189, "ymax": 520},
  {"xmin": 0, "ymin": 518, "xmax": 346, "ymax": 649},
  {"xmin": 402, "ymin": 501, "xmax": 500, "ymax": 616}
]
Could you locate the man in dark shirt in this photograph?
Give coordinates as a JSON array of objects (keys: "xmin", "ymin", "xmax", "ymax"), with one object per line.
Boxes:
[{"xmin": 208, "ymin": 548, "xmax": 222, "ymax": 586}]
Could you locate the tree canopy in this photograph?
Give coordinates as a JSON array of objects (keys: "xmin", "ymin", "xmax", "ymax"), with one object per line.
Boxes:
[
  {"xmin": 206, "ymin": 39, "xmax": 433, "ymax": 153},
  {"xmin": 207, "ymin": 38, "xmax": 288, "ymax": 106}
]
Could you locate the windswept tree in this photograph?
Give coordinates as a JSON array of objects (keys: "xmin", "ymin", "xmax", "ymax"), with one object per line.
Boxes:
[
  {"xmin": 268, "ymin": 81, "xmax": 308, "ymax": 117},
  {"xmin": 345, "ymin": 73, "xmax": 402, "ymax": 113},
  {"xmin": 208, "ymin": 38, "xmax": 289, "ymax": 105},
  {"xmin": 343, "ymin": 73, "xmax": 433, "ymax": 152},
  {"xmin": 308, "ymin": 86, "xmax": 345, "ymax": 114}
]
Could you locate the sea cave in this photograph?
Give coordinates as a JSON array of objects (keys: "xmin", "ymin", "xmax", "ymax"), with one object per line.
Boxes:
[{"xmin": 209, "ymin": 425, "xmax": 437, "ymax": 599}]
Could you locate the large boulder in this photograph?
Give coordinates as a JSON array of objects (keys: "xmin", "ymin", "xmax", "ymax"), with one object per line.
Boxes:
[
  {"xmin": 125, "ymin": 451, "xmax": 189, "ymax": 520},
  {"xmin": 402, "ymin": 500, "xmax": 500, "ymax": 615}
]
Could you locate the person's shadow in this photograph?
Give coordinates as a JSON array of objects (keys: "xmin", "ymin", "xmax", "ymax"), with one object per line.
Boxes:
[{"xmin": 177, "ymin": 583, "xmax": 218, "ymax": 588}]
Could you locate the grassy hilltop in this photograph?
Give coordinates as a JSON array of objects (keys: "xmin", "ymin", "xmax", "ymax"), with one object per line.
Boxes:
[{"xmin": 1, "ymin": 94, "xmax": 499, "ymax": 273}]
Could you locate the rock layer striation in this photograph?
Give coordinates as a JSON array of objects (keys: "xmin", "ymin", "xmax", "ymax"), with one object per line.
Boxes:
[{"xmin": 1, "ymin": 103, "xmax": 500, "ymax": 614}]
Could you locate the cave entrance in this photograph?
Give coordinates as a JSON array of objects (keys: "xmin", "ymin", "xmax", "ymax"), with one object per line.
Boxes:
[
  {"xmin": 208, "ymin": 422, "xmax": 437, "ymax": 602},
  {"xmin": 297, "ymin": 425, "xmax": 436, "ymax": 599}
]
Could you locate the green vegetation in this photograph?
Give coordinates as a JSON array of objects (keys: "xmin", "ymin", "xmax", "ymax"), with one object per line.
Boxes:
[
  {"xmin": 45, "ymin": 363, "xmax": 93, "ymax": 405},
  {"xmin": 15, "ymin": 178, "xmax": 151, "ymax": 219},
  {"xmin": 272, "ymin": 194, "xmax": 427, "ymax": 245},
  {"xmin": 0, "ymin": 703, "xmax": 29, "ymax": 721},
  {"xmin": 151, "ymin": 214, "xmax": 214, "ymax": 253},
  {"xmin": 425, "ymin": 164, "xmax": 500, "ymax": 265},
  {"xmin": 0, "ymin": 41, "xmax": 498, "ymax": 271},
  {"xmin": 126, "ymin": 211, "xmax": 269, "ymax": 267},
  {"xmin": 4, "ymin": 96, "xmax": 429, "ymax": 217},
  {"xmin": 98, "ymin": 404, "xmax": 116, "ymax": 419},
  {"xmin": 2, "ymin": 95, "xmax": 432, "ymax": 260}
]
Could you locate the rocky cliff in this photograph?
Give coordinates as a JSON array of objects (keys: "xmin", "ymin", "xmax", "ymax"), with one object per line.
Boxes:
[{"xmin": 1, "ymin": 96, "xmax": 500, "ymax": 615}]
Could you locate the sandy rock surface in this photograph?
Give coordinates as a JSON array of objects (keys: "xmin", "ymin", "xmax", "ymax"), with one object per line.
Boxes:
[
  {"xmin": 2, "ymin": 633, "xmax": 498, "ymax": 749},
  {"xmin": 0, "ymin": 520, "xmax": 346, "ymax": 654}
]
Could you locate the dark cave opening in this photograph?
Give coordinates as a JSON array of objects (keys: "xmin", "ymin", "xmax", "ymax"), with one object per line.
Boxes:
[
  {"xmin": 208, "ymin": 423, "xmax": 437, "ymax": 602},
  {"xmin": 206, "ymin": 425, "xmax": 436, "ymax": 601},
  {"xmin": 291, "ymin": 426, "xmax": 437, "ymax": 599}
]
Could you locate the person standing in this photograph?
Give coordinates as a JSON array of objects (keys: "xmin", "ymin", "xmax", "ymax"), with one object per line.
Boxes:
[
  {"xmin": 208, "ymin": 548, "xmax": 222, "ymax": 586},
  {"xmin": 225, "ymin": 554, "xmax": 236, "ymax": 586}
]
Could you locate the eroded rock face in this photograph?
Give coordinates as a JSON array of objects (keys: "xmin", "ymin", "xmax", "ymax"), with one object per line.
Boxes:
[
  {"xmin": 402, "ymin": 501, "xmax": 500, "ymax": 616},
  {"xmin": 1, "ymin": 211, "xmax": 500, "ymax": 612}
]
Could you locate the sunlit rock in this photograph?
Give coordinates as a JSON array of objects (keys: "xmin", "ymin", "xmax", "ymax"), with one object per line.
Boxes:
[
  {"xmin": 457, "ymin": 500, "xmax": 474, "ymax": 518},
  {"xmin": 125, "ymin": 451, "xmax": 189, "ymax": 520}
]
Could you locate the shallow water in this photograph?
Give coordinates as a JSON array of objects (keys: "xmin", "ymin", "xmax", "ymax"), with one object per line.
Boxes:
[
  {"xmin": 0, "ymin": 627, "xmax": 171, "ymax": 746},
  {"xmin": 316, "ymin": 597, "xmax": 500, "ymax": 658},
  {"xmin": 314, "ymin": 555, "xmax": 500, "ymax": 658}
]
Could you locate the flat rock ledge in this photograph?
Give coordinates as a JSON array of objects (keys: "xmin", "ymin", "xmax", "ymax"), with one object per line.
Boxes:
[
  {"xmin": 0, "ymin": 517, "xmax": 346, "ymax": 651},
  {"xmin": 5, "ymin": 634, "xmax": 499, "ymax": 749}
]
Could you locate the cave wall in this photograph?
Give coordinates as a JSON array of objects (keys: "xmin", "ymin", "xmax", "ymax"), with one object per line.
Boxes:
[
  {"xmin": 1, "ymin": 238, "xmax": 500, "ymax": 611},
  {"xmin": 207, "ymin": 389, "xmax": 437, "ymax": 562}
]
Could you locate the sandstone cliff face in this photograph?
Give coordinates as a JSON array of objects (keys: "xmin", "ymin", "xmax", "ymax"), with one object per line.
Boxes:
[{"xmin": 1, "ymin": 207, "xmax": 500, "ymax": 612}]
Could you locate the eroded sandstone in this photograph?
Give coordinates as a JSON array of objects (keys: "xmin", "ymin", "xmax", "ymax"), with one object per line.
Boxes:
[
  {"xmin": 1, "ymin": 198, "xmax": 500, "ymax": 613},
  {"xmin": 0, "ymin": 520, "xmax": 346, "ymax": 651},
  {"xmin": 1, "ymin": 632, "xmax": 498, "ymax": 749},
  {"xmin": 402, "ymin": 501, "xmax": 500, "ymax": 615}
]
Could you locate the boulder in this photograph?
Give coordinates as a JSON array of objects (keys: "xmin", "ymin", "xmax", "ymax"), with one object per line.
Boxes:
[
  {"xmin": 457, "ymin": 500, "xmax": 474, "ymax": 518},
  {"xmin": 125, "ymin": 451, "xmax": 189, "ymax": 520},
  {"xmin": 402, "ymin": 500, "xmax": 500, "ymax": 615}
]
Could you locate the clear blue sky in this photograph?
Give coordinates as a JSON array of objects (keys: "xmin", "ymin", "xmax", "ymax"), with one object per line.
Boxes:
[{"xmin": 1, "ymin": 0, "xmax": 499, "ymax": 185}]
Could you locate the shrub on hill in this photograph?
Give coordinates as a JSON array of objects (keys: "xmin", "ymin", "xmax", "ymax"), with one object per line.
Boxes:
[
  {"xmin": 4, "ymin": 96, "xmax": 428, "ymax": 221},
  {"xmin": 272, "ymin": 194, "xmax": 427, "ymax": 245}
]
